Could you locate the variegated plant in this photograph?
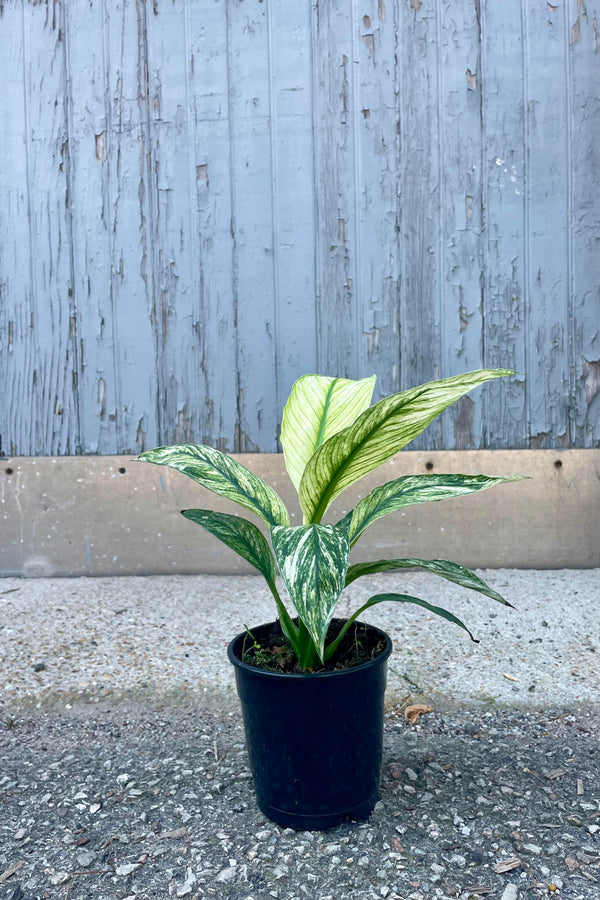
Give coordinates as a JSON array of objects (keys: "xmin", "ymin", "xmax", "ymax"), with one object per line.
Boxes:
[{"xmin": 139, "ymin": 369, "xmax": 524, "ymax": 669}]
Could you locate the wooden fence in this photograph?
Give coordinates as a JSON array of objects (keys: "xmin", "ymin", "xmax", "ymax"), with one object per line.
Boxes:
[{"xmin": 1, "ymin": 0, "xmax": 598, "ymax": 456}]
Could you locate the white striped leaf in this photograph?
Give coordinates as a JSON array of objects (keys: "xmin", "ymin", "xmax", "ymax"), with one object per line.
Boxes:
[
  {"xmin": 299, "ymin": 369, "xmax": 514, "ymax": 523},
  {"xmin": 345, "ymin": 473, "xmax": 525, "ymax": 545},
  {"xmin": 345, "ymin": 557, "xmax": 513, "ymax": 607},
  {"xmin": 270, "ymin": 523, "xmax": 350, "ymax": 662},
  {"xmin": 138, "ymin": 444, "xmax": 289, "ymax": 527},
  {"xmin": 182, "ymin": 508, "xmax": 278, "ymax": 591},
  {"xmin": 281, "ymin": 374, "xmax": 376, "ymax": 495}
]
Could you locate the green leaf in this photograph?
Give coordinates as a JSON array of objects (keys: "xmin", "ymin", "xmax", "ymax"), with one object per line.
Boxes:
[
  {"xmin": 345, "ymin": 557, "xmax": 513, "ymax": 607},
  {"xmin": 181, "ymin": 508, "xmax": 278, "ymax": 589},
  {"xmin": 347, "ymin": 473, "xmax": 526, "ymax": 545},
  {"xmin": 350, "ymin": 592, "xmax": 479, "ymax": 642},
  {"xmin": 299, "ymin": 369, "xmax": 514, "ymax": 523},
  {"xmin": 325, "ymin": 591, "xmax": 479, "ymax": 658},
  {"xmin": 182, "ymin": 508, "xmax": 299, "ymax": 644},
  {"xmin": 281, "ymin": 374, "xmax": 376, "ymax": 494},
  {"xmin": 270, "ymin": 523, "xmax": 350, "ymax": 662},
  {"xmin": 138, "ymin": 444, "xmax": 289, "ymax": 527}
]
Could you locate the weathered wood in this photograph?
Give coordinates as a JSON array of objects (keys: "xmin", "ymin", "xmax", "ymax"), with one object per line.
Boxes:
[
  {"xmin": 439, "ymin": 0, "xmax": 485, "ymax": 448},
  {"xmin": 524, "ymin": 0, "xmax": 571, "ymax": 449},
  {"xmin": 0, "ymin": 0, "xmax": 598, "ymax": 457},
  {"xmin": 396, "ymin": 0, "xmax": 445, "ymax": 449},
  {"xmin": 480, "ymin": 0, "xmax": 528, "ymax": 448},
  {"xmin": 186, "ymin": 0, "xmax": 238, "ymax": 451},
  {"xmin": 568, "ymin": 0, "xmax": 600, "ymax": 446}
]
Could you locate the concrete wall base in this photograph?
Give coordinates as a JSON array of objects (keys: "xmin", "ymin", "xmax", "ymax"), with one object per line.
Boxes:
[{"xmin": 1, "ymin": 450, "xmax": 598, "ymax": 576}]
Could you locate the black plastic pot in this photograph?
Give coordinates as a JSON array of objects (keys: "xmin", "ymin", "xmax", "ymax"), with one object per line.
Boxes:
[{"xmin": 227, "ymin": 620, "xmax": 393, "ymax": 830}]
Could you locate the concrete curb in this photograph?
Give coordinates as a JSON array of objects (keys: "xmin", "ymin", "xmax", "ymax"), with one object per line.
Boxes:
[{"xmin": 1, "ymin": 569, "xmax": 598, "ymax": 712}]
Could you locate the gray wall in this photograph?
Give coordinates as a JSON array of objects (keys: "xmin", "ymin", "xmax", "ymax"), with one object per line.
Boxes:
[{"xmin": 1, "ymin": 0, "xmax": 599, "ymax": 457}]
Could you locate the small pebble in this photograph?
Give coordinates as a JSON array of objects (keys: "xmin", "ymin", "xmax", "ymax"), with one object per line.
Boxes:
[{"xmin": 76, "ymin": 850, "xmax": 95, "ymax": 868}]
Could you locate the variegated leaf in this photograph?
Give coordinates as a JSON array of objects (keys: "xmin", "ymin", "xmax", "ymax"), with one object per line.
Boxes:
[
  {"xmin": 182, "ymin": 508, "xmax": 299, "ymax": 643},
  {"xmin": 347, "ymin": 473, "xmax": 525, "ymax": 545},
  {"xmin": 281, "ymin": 374, "xmax": 376, "ymax": 494},
  {"xmin": 138, "ymin": 443, "xmax": 289, "ymax": 527},
  {"xmin": 270, "ymin": 523, "xmax": 350, "ymax": 661},
  {"xmin": 299, "ymin": 369, "xmax": 514, "ymax": 523},
  {"xmin": 182, "ymin": 509, "xmax": 278, "ymax": 591},
  {"xmin": 345, "ymin": 557, "xmax": 513, "ymax": 607}
]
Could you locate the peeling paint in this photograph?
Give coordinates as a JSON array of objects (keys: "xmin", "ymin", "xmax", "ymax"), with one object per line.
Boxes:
[
  {"xmin": 466, "ymin": 68, "xmax": 477, "ymax": 90},
  {"xmin": 582, "ymin": 358, "xmax": 600, "ymax": 404},
  {"xmin": 95, "ymin": 132, "xmax": 107, "ymax": 164},
  {"xmin": 98, "ymin": 377, "xmax": 106, "ymax": 421},
  {"xmin": 453, "ymin": 396, "xmax": 474, "ymax": 449},
  {"xmin": 362, "ymin": 34, "xmax": 375, "ymax": 55},
  {"xmin": 465, "ymin": 194, "xmax": 473, "ymax": 221}
]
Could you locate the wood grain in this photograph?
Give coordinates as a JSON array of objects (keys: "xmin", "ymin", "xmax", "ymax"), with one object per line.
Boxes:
[{"xmin": 0, "ymin": 0, "xmax": 598, "ymax": 456}]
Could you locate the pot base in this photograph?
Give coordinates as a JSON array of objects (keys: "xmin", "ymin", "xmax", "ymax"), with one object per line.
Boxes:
[{"xmin": 257, "ymin": 796, "xmax": 377, "ymax": 831}]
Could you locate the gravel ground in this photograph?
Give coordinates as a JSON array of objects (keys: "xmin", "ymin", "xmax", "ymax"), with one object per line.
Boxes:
[
  {"xmin": 0, "ymin": 571, "xmax": 599, "ymax": 900},
  {"xmin": 1, "ymin": 704, "xmax": 598, "ymax": 900}
]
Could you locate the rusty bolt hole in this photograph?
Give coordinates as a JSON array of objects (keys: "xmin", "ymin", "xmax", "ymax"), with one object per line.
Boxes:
[
  {"xmin": 554, "ymin": 459, "xmax": 563, "ymax": 469},
  {"xmin": 425, "ymin": 461, "xmax": 434, "ymax": 471},
  {"xmin": 118, "ymin": 467, "xmax": 126, "ymax": 475},
  {"xmin": 5, "ymin": 467, "xmax": 13, "ymax": 475}
]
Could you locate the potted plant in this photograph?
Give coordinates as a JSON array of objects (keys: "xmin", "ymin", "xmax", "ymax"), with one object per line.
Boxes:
[{"xmin": 139, "ymin": 368, "xmax": 523, "ymax": 830}]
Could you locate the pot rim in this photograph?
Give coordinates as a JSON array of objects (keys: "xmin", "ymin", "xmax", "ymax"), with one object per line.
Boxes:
[{"xmin": 227, "ymin": 619, "xmax": 393, "ymax": 680}]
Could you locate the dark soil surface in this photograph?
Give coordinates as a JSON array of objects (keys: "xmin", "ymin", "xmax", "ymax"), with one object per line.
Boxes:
[
  {"xmin": 239, "ymin": 619, "xmax": 388, "ymax": 673},
  {"xmin": 1, "ymin": 702, "xmax": 598, "ymax": 900}
]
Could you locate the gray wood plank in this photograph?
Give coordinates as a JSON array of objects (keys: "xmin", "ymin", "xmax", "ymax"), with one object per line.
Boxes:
[
  {"xmin": 184, "ymin": 0, "xmax": 238, "ymax": 451},
  {"xmin": 226, "ymin": 0, "xmax": 279, "ymax": 452},
  {"xmin": 101, "ymin": 0, "xmax": 160, "ymax": 453},
  {"xmin": 19, "ymin": 4, "xmax": 79, "ymax": 455},
  {"xmin": 267, "ymin": 0, "xmax": 318, "ymax": 417},
  {"xmin": 568, "ymin": 0, "xmax": 600, "ymax": 447},
  {"xmin": 0, "ymin": 4, "xmax": 32, "ymax": 457},
  {"xmin": 480, "ymin": 0, "xmax": 528, "ymax": 448},
  {"xmin": 523, "ymin": 0, "xmax": 571, "ymax": 449},
  {"xmin": 144, "ymin": 3, "xmax": 206, "ymax": 447},
  {"xmin": 354, "ymin": 0, "xmax": 401, "ymax": 398},
  {"xmin": 63, "ymin": 0, "xmax": 118, "ymax": 455},
  {"xmin": 312, "ymin": 1, "xmax": 361, "ymax": 379},
  {"xmin": 436, "ymin": 0, "xmax": 486, "ymax": 448},
  {"xmin": 397, "ymin": 0, "xmax": 444, "ymax": 448}
]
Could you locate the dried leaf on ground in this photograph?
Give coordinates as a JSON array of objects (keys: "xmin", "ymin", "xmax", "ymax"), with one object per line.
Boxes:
[
  {"xmin": 0, "ymin": 862, "xmax": 24, "ymax": 884},
  {"xmin": 158, "ymin": 827, "xmax": 190, "ymax": 840},
  {"xmin": 492, "ymin": 856, "xmax": 521, "ymax": 873},
  {"xmin": 404, "ymin": 704, "xmax": 433, "ymax": 725}
]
